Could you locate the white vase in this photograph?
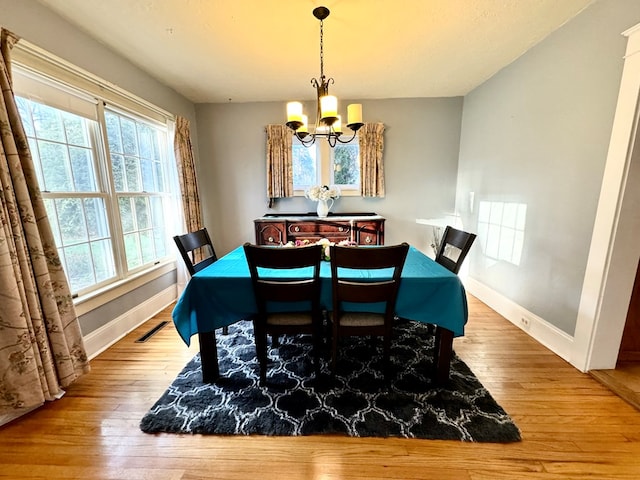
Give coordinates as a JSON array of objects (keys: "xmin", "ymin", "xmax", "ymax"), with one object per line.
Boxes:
[{"xmin": 316, "ymin": 199, "xmax": 333, "ymax": 218}]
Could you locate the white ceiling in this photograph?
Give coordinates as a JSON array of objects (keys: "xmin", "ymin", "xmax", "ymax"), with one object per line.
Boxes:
[{"xmin": 35, "ymin": 0, "xmax": 594, "ymax": 104}]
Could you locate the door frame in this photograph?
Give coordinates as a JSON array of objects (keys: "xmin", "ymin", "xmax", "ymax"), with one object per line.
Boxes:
[{"xmin": 573, "ymin": 23, "xmax": 640, "ymax": 371}]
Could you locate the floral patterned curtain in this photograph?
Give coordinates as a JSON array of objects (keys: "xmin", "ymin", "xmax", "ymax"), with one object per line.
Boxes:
[
  {"xmin": 0, "ymin": 28, "xmax": 90, "ymax": 424},
  {"xmin": 265, "ymin": 124, "xmax": 293, "ymax": 207},
  {"xmin": 174, "ymin": 116, "xmax": 203, "ymax": 234},
  {"xmin": 359, "ymin": 122, "xmax": 385, "ymax": 197}
]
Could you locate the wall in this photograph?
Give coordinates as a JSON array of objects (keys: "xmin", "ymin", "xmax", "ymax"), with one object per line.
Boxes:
[
  {"xmin": 1, "ymin": 0, "xmax": 196, "ymax": 342},
  {"xmin": 195, "ymin": 97, "xmax": 463, "ymax": 255},
  {"xmin": 457, "ymin": 0, "xmax": 640, "ymax": 336}
]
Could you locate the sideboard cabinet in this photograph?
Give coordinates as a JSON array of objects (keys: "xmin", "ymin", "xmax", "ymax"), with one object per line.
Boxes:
[{"xmin": 254, "ymin": 213, "xmax": 385, "ymax": 246}]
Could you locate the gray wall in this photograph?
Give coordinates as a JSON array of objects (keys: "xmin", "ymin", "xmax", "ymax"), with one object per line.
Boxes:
[
  {"xmin": 195, "ymin": 97, "xmax": 463, "ymax": 255},
  {"xmin": 1, "ymin": 0, "xmax": 197, "ymax": 335},
  {"xmin": 457, "ymin": 0, "xmax": 640, "ymax": 335}
]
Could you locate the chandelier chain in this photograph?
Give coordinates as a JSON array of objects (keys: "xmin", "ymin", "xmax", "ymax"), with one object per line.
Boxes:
[{"xmin": 319, "ymin": 18, "xmax": 324, "ymax": 80}]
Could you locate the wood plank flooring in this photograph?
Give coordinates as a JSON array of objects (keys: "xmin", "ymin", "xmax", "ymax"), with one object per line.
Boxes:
[
  {"xmin": 591, "ymin": 363, "xmax": 640, "ymax": 411},
  {"xmin": 2, "ymin": 295, "xmax": 640, "ymax": 479}
]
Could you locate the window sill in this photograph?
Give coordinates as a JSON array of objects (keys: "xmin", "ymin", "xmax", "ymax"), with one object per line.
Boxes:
[{"xmin": 74, "ymin": 260, "xmax": 177, "ymax": 316}]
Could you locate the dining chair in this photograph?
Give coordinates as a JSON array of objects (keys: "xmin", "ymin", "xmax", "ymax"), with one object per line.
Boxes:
[
  {"xmin": 329, "ymin": 242, "xmax": 409, "ymax": 380},
  {"xmin": 243, "ymin": 242, "xmax": 324, "ymax": 386},
  {"xmin": 174, "ymin": 228, "xmax": 228, "ymax": 335},
  {"xmin": 435, "ymin": 226, "xmax": 477, "ymax": 274},
  {"xmin": 173, "ymin": 228, "xmax": 217, "ymax": 275}
]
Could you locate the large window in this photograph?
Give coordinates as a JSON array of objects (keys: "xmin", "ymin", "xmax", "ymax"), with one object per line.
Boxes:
[
  {"xmin": 14, "ymin": 68, "xmax": 176, "ymax": 296},
  {"xmin": 292, "ymin": 135, "xmax": 360, "ymax": 194}
]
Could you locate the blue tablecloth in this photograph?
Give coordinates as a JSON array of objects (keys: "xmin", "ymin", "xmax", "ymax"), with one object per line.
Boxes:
[{"xmin": 172, "ymin": 245, "xmax": 468, "ymax": 345}]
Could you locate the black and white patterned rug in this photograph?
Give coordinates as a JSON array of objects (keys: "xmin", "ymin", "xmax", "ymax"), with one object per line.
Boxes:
[{"xmin": 140, "ymin": 320, "xmax": 521, "ymax": 442}]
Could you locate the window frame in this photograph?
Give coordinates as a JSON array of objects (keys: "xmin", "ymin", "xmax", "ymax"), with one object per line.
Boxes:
[
  {"xmin": 12, "ymin": 49, "xmax": 179, "ymax": 303},
  {"xmin": 292, "ymin": 132, "xmax": 361, "ymax": 197}
]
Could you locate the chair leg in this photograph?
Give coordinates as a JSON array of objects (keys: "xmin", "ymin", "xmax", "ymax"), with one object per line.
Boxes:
[{"xmin": 222, "ymin": 326, "xmax": 229, "ymax": 335}]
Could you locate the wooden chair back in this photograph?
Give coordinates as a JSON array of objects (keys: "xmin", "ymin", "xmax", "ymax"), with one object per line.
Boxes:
[
  {"xmin": 173, "ymin": 228, "xmax": 217, "ymax": 275},
  {"xmin": 244, "ymin": 243, "xmax": 323, "ymax": 309},
  {"xmin": 435, "ymin": 226, "xmax": 476, "ymax": 274}
]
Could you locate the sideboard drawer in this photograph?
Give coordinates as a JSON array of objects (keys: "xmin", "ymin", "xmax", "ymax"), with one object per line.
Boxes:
[
  {"xmin": 288, "ymin": 221, "xmax": 351, "ymax": 236},
  {"xmin": 255, "ymin": 222, "xmax": 286, "ymax": 245},
  {"xmin": 354, "ymin": 221, "xmax": 385, "ymax": 245}
]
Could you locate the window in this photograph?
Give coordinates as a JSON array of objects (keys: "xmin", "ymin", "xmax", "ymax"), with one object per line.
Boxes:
[
  {"xmin": 14, "ymin": 67, "xmax": 177, "ymax": 296},
  {"xmin": 105, "ymin": 109, "xmax": 171, "ymax": 271},
  {"xmin": 292, "ymin": 135, "xmax": 360, "ymax": 194}
]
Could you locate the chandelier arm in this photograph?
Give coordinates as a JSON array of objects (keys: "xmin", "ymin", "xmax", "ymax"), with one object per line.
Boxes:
[
  {"xmin": 333, "ymin": 131, "xmax": 358, "ymax": 144},
  {"xmin": 296, "ymin": 131, "xmax": 317, "ymax": 147}
]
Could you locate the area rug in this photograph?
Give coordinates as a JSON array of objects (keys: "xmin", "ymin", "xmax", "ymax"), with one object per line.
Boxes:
[{"xmin": 140, "ymin": 320, "xmax": 521, "ymax": 442}]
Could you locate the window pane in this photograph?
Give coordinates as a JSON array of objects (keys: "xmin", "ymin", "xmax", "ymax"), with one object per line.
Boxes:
[
  {"xmin": 150, "ymin": 196, "xmax": 164, "ymax": 226},
  {"xmin": 92, "ymin": 239, "xmax": 116, "ymax": 282},
  {"xmin": 125, "ymin": 155, "xmax": 140, "ymax": 191},
  {"xmin": 153, "ymin": 227, "xmax": 167, "ymax": 258},
  {"xmin": 135, "ymin": 196, "xmax": 150, "ymax": 229},
  {"xmin": 111, "ymin": 154, "xmax": 125, "ymax": 191},
  {"xmin": 15, "ymin": 97, "xmax": 35, "ymax": 137},
  {"xmin": 140, "ymin": 230, "xmax": 155, "ymax": 264},
  {"xmin": 63, "ymin": 243, "xmax": 94, "ymax": 292},
  {"xmin": 119, "ymin": 196, "xmax": 134, "ymax": 232},
  {"xmin": 120, "ymin": 117, "xmax": 138, "ymax": 156},
  {"xmin": 39, "ymin": 140, "xmax": 72, "ymax": 191},
  {"xmin": 32, "ymin": 102, "xmax": 65, "ymax": 142},
  {"xmin": 56, "ymin": 198, "xmax": 88, "ymax": 245},
  {"xmin": 124, "ymin": 232, "xmax": 142, "ymax": 270},
  {"xmin": 154, "ymin": 161, "xmax": 165, "ymax": 192},
  {"xmin": 105, "ymin": 111, "xmax": 123, "ymax": 153},
  {"xmin": 70, "ymin": 146, "xmax": 97, "ymax": 191},
  {"xmin": 333, "ymin": 143, "xmax": 360, "ymax": 186},
  {"xmin": 293, "ymin": 143, "xmax": 318, "ymax": 187},
  {"xmin": 63, "ymin": 112, "xmax": 89, "ymax": 146},
  {"xmin": 84, "ymin": 198, "xmax": 110, "ymax": 239},
  {"xmin": 141, "ymin": 157, "xmax": 155, "ymax": 191},
  {"xmin": 138, "ymin": 124, "xmax": 155, "ymax": 159}
]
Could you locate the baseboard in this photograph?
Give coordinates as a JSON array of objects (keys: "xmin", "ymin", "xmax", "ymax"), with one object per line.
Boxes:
[
  {"xmin": 83, "ymin": 285, "xmax": 177, "ymax": 359},
  {"xmin": 464, "ymin": 277, "xmax": 574, "ymax": 364}
]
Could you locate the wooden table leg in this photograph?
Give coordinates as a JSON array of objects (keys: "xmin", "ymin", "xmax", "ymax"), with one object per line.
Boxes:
[
  {"xmin": 434, "ymin": 326, "xmax": 454, "ymax": 385},
  {"xmin": 198, "ymin": 331, "xmax": 219, "ymax": 383}
]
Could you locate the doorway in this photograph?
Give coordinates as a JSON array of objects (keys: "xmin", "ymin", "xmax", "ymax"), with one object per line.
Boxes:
[{"xmin": 591, "ymin": 261, "xmax": 640, "ymax": 410}]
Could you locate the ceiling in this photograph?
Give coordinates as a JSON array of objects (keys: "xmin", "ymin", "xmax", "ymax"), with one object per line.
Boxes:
[{"xmin": 35, "ymin": 0, "xmax": 594, "ymax": 104}]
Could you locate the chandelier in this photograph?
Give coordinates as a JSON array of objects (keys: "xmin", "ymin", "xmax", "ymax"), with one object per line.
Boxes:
[{"xmin": 285, "ymin": 6, "xmax": 364, "ymax": 147}]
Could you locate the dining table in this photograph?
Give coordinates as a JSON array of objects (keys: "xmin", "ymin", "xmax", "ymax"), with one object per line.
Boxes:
[{"xmin": 172, "ymin": 244, "xmax": 468, "ymax": 384}]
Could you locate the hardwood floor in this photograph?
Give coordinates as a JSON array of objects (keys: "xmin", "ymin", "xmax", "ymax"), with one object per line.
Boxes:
[
  {"xmin": 2, "ymin": 295, "xmax": 640, "ymax": 479},
  {"xmin": 591, "ymin": 363, "xmax": 640, "ymax": 411}
]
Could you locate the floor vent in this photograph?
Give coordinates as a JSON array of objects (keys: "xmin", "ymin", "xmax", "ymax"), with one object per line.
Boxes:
[{"xmin": 135, "ymin": 321, "xmax": 169, "ymax": 343}]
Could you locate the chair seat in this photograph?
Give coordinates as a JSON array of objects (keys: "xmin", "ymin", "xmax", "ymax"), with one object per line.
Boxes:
[
  {"xmin": 267, "ymin": 312, "xmax": 314, "ymax": 326},
  {"xmin": 338, "ymin": 311, "xmax": 385, "ymax": 327}
]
